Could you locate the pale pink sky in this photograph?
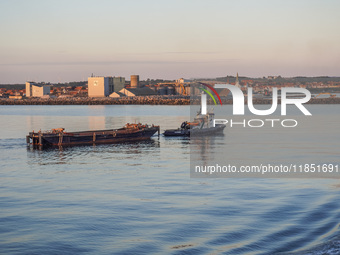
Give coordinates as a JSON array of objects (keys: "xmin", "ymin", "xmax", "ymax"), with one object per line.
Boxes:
[{"xmin": 1, "ymin": 0, "xmax": 339, "ymax": 83}]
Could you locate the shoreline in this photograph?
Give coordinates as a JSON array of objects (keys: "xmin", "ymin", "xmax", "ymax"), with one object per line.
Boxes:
[{"xmin": 1, "ymin": 96, "xmax": 340, "ymax": 105}]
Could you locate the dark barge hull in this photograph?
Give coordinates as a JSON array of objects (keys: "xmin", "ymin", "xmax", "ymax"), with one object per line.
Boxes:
[
  {"xmin": 27, "ymin": 126, "xmax": 160, "ymax": 148},
  {"xmin": 163, "ymin": 124, "xmax": 226, "ymax": 137}
]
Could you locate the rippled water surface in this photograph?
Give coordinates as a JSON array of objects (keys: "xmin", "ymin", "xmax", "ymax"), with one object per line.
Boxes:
[{"xmin": 1, "ymin": 105, "xmax": 340, "ymax": 255}]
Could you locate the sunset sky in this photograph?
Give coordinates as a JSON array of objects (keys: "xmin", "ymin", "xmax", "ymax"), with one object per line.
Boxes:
[{"xmin": 1, "ymin": 0, "xmax": 339, "ymax": 83}]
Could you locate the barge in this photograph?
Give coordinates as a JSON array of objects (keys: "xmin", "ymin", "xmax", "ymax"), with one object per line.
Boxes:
[{"xmin": 27, "ymin": 123, "xmax": 160, "ymax": 148}]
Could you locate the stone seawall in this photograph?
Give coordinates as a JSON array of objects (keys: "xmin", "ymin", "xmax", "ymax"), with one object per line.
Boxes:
[
  {"xmin": 1, "ymin": 96, "xmax": 340, "ymax": 105},
  {"xmin": 0, "ymin": 96, "xmax": 190, "ymax": 105}
]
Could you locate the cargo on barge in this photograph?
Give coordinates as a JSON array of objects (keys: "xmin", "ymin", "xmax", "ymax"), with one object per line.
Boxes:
[{"xmin": 26, "ymin": 123, "xmax": 160, "ymax": 148}]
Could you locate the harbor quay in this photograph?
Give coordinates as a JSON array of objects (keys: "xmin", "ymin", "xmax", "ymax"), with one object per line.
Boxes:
[
  {"xmin": 0, "ymin": 96, "xmax": 189, "ymax": 105},
  {"xmin": 1, "ymin": 96, "xmax": 340, "ymax": 105}
]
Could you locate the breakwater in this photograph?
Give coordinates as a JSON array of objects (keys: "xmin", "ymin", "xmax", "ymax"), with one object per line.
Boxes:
[
  {"xmin": 1, "ymin": 96, "xmax": 340, "ymax": 105},
  {"xmin": 0, "ymin": 96, "xmax": 189, "ymax": 105}
]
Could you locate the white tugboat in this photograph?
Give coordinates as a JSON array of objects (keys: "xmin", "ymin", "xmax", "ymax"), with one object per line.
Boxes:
[{"xmin": 163, "ymin": 92, "xmax": 226, "ymax": 136}]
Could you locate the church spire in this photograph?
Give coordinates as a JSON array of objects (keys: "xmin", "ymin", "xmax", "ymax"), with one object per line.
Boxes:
[{"xmin": 235, "ymin": 72, "xmax": 241, "ymax": 88}]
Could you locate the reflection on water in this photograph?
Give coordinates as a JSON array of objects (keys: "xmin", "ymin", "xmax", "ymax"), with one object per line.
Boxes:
[
  {"xmin": 88, "ymin": 116, "xmax": 106, "ymax": 130},
  {"xmin": 27, "ymin": 139, "xmax": 161, "ymax": 166},
  {"xmin": 190, "ymin": 134, "xmax": 225, "ymax": 163}
]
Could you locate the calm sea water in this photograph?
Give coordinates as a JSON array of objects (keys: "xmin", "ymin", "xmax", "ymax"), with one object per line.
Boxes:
[{"xmin": 1, "ymin": 105, "xmax": 340, "ymax": 255}]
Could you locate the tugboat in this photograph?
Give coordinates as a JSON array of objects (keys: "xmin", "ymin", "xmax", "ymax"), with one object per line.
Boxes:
[
  {"xmin": 163, "ymin": 92, "xmax": 226, "ymax": 137},
  {"xmin": 27, "ymin": 123, "xmax": 160, "ymax": 148}
]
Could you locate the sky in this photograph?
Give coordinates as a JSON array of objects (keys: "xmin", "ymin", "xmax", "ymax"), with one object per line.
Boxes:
[{"xmin": 0, "ymin": 0, "xmax": 340, "ymax": 83}]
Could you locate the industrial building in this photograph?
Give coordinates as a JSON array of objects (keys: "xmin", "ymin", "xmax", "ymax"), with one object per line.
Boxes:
[
  {"xmin": 154, "ymin": 78, "xmax": 192, "ymax": 96},
  {"xmin": 109, "ymin": 92, "xmax": 126, "ymax": 98},
  {"xmin": 130, "ymin": 75, "xmax": 140, "ymax": 88},
  {"xmin": 25, "ymin": 82, "xmax": 50, "ymax": 97},
  {"xmin": 88, "ymin": 76, "xmax": 125, "ymax": 97},
  {"xmin": 112, "ymin": 77, "xmax": 125, "ymax": 94},
  {"xmin": 119, "ymin": 87, "xmax": 157, "ymax": 97}
]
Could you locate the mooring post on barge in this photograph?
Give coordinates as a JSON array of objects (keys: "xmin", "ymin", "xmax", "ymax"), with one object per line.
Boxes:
[
  {"xmin": 26, "ymin": 131, "xmax": 43, "ymax": 149},
  {"xmin": 38, "ymin": 132, "xmax": 42, "ymax": 147}
]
